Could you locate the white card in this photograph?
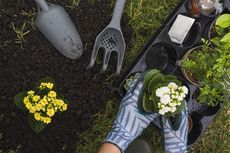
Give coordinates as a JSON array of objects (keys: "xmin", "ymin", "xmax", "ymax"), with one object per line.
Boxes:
[{"xmin": 168, "ymin": 14, "xmax": 195, "ymax": 44}]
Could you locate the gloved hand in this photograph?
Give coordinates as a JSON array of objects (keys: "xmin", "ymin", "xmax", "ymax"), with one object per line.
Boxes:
[
  {"xmin": 161, "ymin": 106, "xmax": 188, "ymax": 153},
  {"xmin": 106, "ymin": 76, "xmax": 159, "ymax": 153}
]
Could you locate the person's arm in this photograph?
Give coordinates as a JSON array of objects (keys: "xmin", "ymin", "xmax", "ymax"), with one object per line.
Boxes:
[
  {"xmin": 98, "ymin": 143, "xmax": 121, "ymax": 153},
  {"xmin": 98, "ymin": 75, "xmax": 159, "ymax": 153}
]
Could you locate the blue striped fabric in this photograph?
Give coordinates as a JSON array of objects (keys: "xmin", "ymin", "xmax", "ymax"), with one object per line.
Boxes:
[
  {"xmin": 106, "ymin": 78, "xmax": 159, "ymax": 152},
  {"xmin": 161, "ymin": 107, "xmax": 188, "ymax": 153}
]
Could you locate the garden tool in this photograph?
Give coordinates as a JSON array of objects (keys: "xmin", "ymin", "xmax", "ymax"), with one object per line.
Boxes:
[
  {"xmin": 86, "ymin": 0, "xmax": 127, "ymax": 75},
  {"xmin": 35, "ymin": 0, "xmax": 83, "ymax": 59}
]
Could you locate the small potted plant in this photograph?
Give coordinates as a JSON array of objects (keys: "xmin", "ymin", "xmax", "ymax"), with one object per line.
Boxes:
[
  {"xmin": 140, "ymin": 69, "xmax": 189, "ymax": 116},
  {"xmin": 139, "ymin": 69, "xmax": 194, "ymax": 132},
  {"xmin": 14, "ymin": 77, "xmax": 69, "ymax": 133},
  {"xmin": 208, "ymin": 13, "xmax": 230, "ymax": 41},
  {"xmin": 124, "ymin": 73, "xmax": 141, "ymax": 91},
  {"xmin": 180, "ymin": 17, "xmax": 230, "ymax": 109}
]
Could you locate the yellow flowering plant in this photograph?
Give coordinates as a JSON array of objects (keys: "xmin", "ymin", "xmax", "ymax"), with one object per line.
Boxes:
[{"xmin": 14, "ymin": 77, "xmax": 69, "ymax": 133}]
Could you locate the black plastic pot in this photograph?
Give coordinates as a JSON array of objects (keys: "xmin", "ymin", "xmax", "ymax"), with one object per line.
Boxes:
[
  {"xmin": 188, "ymin": 112, "xmax": 203, "ymax": 146},
  {"xmin": 192, "ymin": 90, "xmax": 221, "ymax": 116},
  {"xmin": 145, "ymin": 43, "xmax": 178, "ymax": 73},
  {"xmin": 206, "ymin": 15, "xmax": 230, "ymax": 44},
  {"xmin": 181, "ymin": 22, "xmax": 202, "ymax": 47},
  {"xmin": 224, "ymin": 0, "xmax": 230, "ymax": 11},
  {"xmin": 197, "ymin": 103, "xmax": 221, "ymax": 116},
  {"xmin": 207, "ymin": 19, "xmax": 217, "ymax": 41}
]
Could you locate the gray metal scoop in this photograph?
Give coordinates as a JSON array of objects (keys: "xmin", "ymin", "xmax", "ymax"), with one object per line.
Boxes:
[
  {"xmin": 86, "ymin": 0, "xmax": 127, "ymax": 75},
  {"xmin": 35, "ymin": 0, "xmax": 83, "ymax": 59}
]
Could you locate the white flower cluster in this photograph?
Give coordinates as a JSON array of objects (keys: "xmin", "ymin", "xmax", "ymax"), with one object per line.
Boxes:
[{"xmin": 155, "ymin": 82, "xmax": 188, "ymax": 115}]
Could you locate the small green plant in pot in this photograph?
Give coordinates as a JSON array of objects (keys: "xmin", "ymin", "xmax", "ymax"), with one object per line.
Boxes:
[
  {"xmin": 141, "ymin": 69, "xmax": 189, "ymax": 116},
  {"xmin": 124, "ymin": 73, "xmax": 141, "ymax": 91},
  {"xmin": 212, "ymin": 13, "xmax": 230, "ymax": 40},
  {"xmin": 14, "ymin": 77, "xmax": 69, "ymax": 133},
  {"xmin": 181, "ymin": 18, "xmax": 230, "ymax": 107}
]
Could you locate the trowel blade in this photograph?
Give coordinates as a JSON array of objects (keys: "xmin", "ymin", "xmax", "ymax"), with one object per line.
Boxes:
[{"xmin": 36, "ymin": 4, "xmax": 83, "ymax": 59}]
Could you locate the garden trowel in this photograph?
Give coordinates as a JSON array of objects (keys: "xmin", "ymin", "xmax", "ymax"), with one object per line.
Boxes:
[{"xmin": 35, "ymin": 0, "xmax": 83, "ymax": 59}]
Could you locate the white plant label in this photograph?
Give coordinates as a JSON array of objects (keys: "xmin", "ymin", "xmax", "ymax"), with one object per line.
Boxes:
[{"xmin": 168, "ymin": 14, "xmax": 195, "ymax": 44}]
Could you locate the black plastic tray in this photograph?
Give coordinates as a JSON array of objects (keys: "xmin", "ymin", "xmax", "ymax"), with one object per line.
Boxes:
[{"xmin": 116, "ymin": 0, "xmax": 229, "ymax": 147}]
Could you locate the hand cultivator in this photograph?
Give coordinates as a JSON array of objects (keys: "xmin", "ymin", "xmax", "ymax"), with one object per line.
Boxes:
[{"xmin": 86, "ymin": 0, "xmax": 127, "ymax": 75}]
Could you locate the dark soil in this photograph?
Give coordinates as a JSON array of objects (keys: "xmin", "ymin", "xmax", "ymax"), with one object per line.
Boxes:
[{"xmin": 0, "ymin": 0, "xmax": 132, "ymax": 153}]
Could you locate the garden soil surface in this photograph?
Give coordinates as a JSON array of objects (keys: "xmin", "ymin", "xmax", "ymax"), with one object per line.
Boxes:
[{"xmin": 0, "ymin": 0, "xmax": 132, "ymax": 152}]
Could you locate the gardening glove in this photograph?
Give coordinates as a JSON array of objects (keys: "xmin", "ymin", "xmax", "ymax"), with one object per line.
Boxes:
[
  {"xmin": 106, "ymin": 76, "xmax": 159, "ymax": 153},
  {"xmin": 161, "ymin": 106, "xmax": 189, "ymax": 153}
]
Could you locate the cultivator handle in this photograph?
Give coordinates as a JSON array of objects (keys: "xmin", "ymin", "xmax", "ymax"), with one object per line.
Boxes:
[
  {"xmin": 35, "ymin": 0, "xmax": 49, "ymax": 11},
  {"xmin": 110, "ymin": 0, "xmax": 127, "ymax": 28}
]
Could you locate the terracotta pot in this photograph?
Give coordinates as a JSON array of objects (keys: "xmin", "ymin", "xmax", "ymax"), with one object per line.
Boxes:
[
  {"xmin": 188, "ymin": 0, "xmax": 218, "ymax": 16},
  {"xmin": 188, "ymin": 116, "xmax": 193, "ymax": 133},
  {"xmin": 190, "ymin": 0, "xmax": 201, "ymax": 15},
  {"xmin": 188, "ymin": 112, "xmax": 203, "ymax": 146}
]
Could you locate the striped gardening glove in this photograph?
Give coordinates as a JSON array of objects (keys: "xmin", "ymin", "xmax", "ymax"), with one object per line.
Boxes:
[
  {"xmin": 161, "ymin": 106, "xmax": 189, "ymax": 153},
  {"xmin": 106, "ymin": 76, "xmax": 159, "ymax": 152}
]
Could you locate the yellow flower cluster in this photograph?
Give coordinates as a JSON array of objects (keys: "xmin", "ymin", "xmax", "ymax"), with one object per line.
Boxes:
[
  {"xmin": 39, "ymin": 82, "xmax": 54, "ymax": 90},
  {"xmin": 23, "ymin": 82, "xmax": 68, "ymax": 124}
]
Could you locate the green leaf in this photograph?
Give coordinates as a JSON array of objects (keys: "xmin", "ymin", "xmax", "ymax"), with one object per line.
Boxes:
[
  {"xmin": 64, "ymin": 99, "xmax": 71, "ymax": 104},
  {"xmin": 14, "ymin": 91, "xmax": 27, "ymax": 111},
  {"xmin": 27, "ymin": 113, "xmax": 46, "ymax": 133},
  {"xmin": 124, "ymin": 78, "xmax": 133, "ymax": 91},
  {"xmin": 57, "ymin": 93, "xmax": 65, "ymax": 99},
  {"xmin": 148, "ymin": 73, "xmax": 164, "ymax": 93},
  {"xmin": 163, "ymin": 75, "xmax": 182, "ymax": 86},
  {"xmin": 216, "ymin": 14, "xmax": 230, "ymax": 28},
  {"xmin": 124, "ymin": 73, "xmax": 141, "ymax": 91},
  {"xmin": 163, "ymin": 75, "xmax": 177, "ymax": 81},
  {"xmin": 221, "ymin": 32, "xmax": 230, "ymax": 43},
  {"xmin": 175, "ymin": 100, "xmax": 186, "ymax": 114},
  {"xmin": 57, "ymin": 93, "xmax": 71, "ymax": 104},
  {"xmin": 144, "ymin": 69, "xmax": 160, "ymax": 90},
  {"xmin": 35, "ymin": 77, "xmax": 55, "ymax": 89},
  {"xmin": 142, "ymin": 93, "xmax": 155, "ymax": 113}
]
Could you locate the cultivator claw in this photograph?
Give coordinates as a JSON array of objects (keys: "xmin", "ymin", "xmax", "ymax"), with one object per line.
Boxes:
[
  {"xmin": 100, "ymin": 50, "xmax": 112, "ymax": 73},
  {"xmin": 116, "ymin": 51, "xmax": 125, "ymax": 75},
  {"xmin": 87, "ymin": 27, "xmax": 126, "ymax": 75},
  {"xmin": 87, "ymin": 0, "xmax": 127, "ymax": 75},
  {"xmin": 86, "ymin": 44, "xmax": 101, "ymax": 70}
]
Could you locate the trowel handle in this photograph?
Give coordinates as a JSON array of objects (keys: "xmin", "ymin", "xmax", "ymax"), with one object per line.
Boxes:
[
  {"xmin": 35, "ymin": 0, "xmax": 49, "ymax": 11},
  {"xmin": 110, "ymin": 0, "xmax": 127, "ymax": 28}
]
